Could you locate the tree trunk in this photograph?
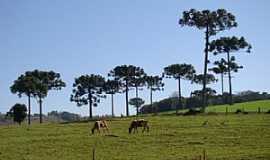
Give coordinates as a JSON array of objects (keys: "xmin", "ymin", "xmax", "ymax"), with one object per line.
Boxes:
[
  {"xmin": 136, "ymin": 85, "xmax": 139, "ymax": 116},
  {"xmin": 150, "ymin": 86, "xmax": 154, "ymax": 113},
  {"xmin": 221, "ymin": 73, "xmax": 224, "ymax": 95},
  {"xmin": 28, "ymin": 94, "xmax": 31, "ymax": 125},
  {"xmin": 227, "ymin": 52, "xmax": 233, "ymax": 105},
  {"xmin": 111, "ymin": 94, "xmax": 114, "ymax": 117},
  {"xmin": 89, "ymin": 89, "xmax": 93, "ymax": 119},
  {"xmin": 125, "ymin": 80, "xmax": 129, "ymax": 117},
  {"xmin": 39, "ymin": 96, "xmax": 43, "ymax": 123},
  {"xmin": 177, "ymin": 78, "xmax": 182, "ymax": 114},
  {"xmin": 221, "ymin": 73, "xmax": 224, "ymax": 103},
  {"xmin": 202, "ymin": 22, "xmax": 209, "ymax": 112}
]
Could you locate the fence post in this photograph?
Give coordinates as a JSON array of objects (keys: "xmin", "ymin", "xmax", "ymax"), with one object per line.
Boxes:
[
  {"xmin": 258, "ymin": 107, "xmax": 261, "ymax": 114},
  {"xmin": 226, "ymin": 107, "xmax": 228, "ymax": 115},
  {"xmin": 203, "ymin": 149, "xmax": 206, "ymax": 160},
  {"xmin": 92, "ymin": 147, "xmax": 96, "ymax": 160}
]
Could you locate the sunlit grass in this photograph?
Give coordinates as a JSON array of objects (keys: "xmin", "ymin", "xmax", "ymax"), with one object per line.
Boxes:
[
  {"xmin": 206, "ymin": 100, "xmax": 270, "ymax": 113},
  {"xmin": 158, "ymin": 100, "xmax": 270, "ymax": 115},
  {"xmin": 1, "ymin": 113, "xmax": 270, "ymax": 160}
]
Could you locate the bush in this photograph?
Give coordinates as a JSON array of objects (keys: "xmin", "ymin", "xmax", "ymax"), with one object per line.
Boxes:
[
  {"xmin": 207, "ymin": 112, "xmax": 218, "ymax": 115},
  {"xmin": 183, "ymin": 109, "xmax": 201, "ymax": 116},
  {"xmin": 235, "ymin": 109, "xmax": 242, "ymax": 114},
  {"xmin": 7, "ymin": 103, "xmax": 27, "ymax": 125}
]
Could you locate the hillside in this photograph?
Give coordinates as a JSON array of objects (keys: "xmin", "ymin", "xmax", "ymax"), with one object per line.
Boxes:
[
  {"xmin": 206, "ymin": 100, "xmax": 270, "ymax": 113},
  {"xmin": 157, "ymin": 100, "xmax": 270, "ymax": 115},
  {"xmin": 0, "ymin": 113, "xmax": 270, "ymax": 160},
  {"xmin": 140, "ymin": 91, "xmax": 270, "ymax": 114}
]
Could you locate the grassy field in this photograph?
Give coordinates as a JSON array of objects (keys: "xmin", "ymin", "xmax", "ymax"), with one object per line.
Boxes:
[
  {"xmin": 159, "ymin": 100, "xmax": 270, "ymax": 115},
  {"xmin": 1, "ymin": 112, "xmax": 270, "ymax": 160},
  {"xmin": 206, "ymin": 100, "xmax": 270, "ymax": 113}
]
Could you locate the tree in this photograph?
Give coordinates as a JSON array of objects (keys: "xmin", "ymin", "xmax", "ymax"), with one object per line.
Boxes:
[
  {"xmin": 192, "ymin": 73, "xmax": 217, "ymax": 85},
  {"xmin": 104, "ymin": 79, "xmax": 121, "ymax": 117},
  {"xmin": 229, "ymin": 56, "xmax": 244, "ymax": 73},
  {"xmin": 191, "ymin": 88, "xmax": 217, "ymax": 98},
  {"xmin": 145, "ymin": 75, "xmax": 164, "ymax": 113},
  {"xmin": 109, "ymin": 65, "xmax": 144, "ymax": 116},
  {"xmin": 192, "ymin": 73, "xmax": 217, "ymax": 106},
  {"xmin": 129, "ymin": 97, "xmax": 145, "ymax": 116},
  {"xmin": 209, "ymin": 58, "xmax": 227, "ymax": 95},
  {"xmin": 130, "ymin": 69, "xmax": 146, "ymax": 110},
  {"xmin": 7, "ymin": 103, "xmax": 27, "ymax": 125},
  {"xmin": 70, "ymin": 74, "xmax": 106, "ymax": 119},
  {"xmin": 209, "ymin": 36, "xmax": 251, "ymax": 105},
  {"xmin": 163, "ymin": 64, "xmax": 196, "ymax": 114},
  {"xmin": 10, "ymin": 73, "xmax": 38, "ymax": 125},
  {"xmin": 179, "ymin": 9, "xmax": 238, "ymax": 111},
  {"xmin": 191, "ymin": 88, "xmax": 217, "ymax": 106},
  {"xmin": 26, "ymin": 70, "xmax": 66, "ymax": 123}
]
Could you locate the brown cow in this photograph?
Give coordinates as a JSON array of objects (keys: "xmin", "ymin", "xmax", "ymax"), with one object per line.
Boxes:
[
  {"xmin": 129, "ymin": 119, "xmax": 149, "ymax": 134},
  {"xmin": 91, "ymin": 120, "xmax": 109, "ymax": 134}
]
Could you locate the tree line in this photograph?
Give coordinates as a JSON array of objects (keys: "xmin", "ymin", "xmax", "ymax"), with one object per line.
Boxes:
[
  {"xmin": 7, "ymin": 8, "xmax": 252, "ymax": 125},
  {"xmin": 140, "ymin": 91, "xmax": 270, "ymax": 114}
]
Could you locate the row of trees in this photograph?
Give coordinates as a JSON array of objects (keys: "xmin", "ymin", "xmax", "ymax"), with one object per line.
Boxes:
[
  {"xmin": 140, "ymin": 91, "xmax": 270, "ymax": 114},
  {"xmin": 69, "ymin": 64, "xmax": 230, "ymax": 119},
  {"xmin": 179, "ymin": 9, "xmax": 251, "ymax": 110},
  {"xmin": 70, "ymin": 66, "xmax": 165, "ymax": 119},
  {"xmin": 9, "ymin": 8, "xmax": 251, "ymax": 124},
  {"xmin": 9, "ymin": 60, "xmax": 246, "ymax": 124}
]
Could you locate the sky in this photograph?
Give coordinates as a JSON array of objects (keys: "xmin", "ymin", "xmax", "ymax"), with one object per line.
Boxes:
[{"xmin": 0, "ymin": 0, "xmax": 269, "ymax": 116}]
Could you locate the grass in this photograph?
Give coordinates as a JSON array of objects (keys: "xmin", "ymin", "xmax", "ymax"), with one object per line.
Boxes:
[
  {"xmin": 1, "ymin": 113, "xmax": 270, "ymax": 160},
  {"xmin": 206, "ymin": 100, "xmax": 270, "ymax": 113},
  {"xmin": 158, "ymin": 100, "xmax": 270, "ymax": 115}
]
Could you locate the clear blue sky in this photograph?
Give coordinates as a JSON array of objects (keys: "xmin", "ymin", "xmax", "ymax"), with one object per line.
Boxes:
[{"xmin": 1, "ymin": 0, "xmax": 269, "ymax": 116}]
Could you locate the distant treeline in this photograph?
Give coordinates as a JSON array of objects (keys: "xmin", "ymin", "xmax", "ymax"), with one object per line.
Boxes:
[
  {"xmin": 47, "ymin": 111, "xmax": 81, "ymax": 122},
  {"xmin": 140, "ymin": 90, "xmax": 270, "ymax": 114},
  {"xmin": 0, "ymin": 111, "xmax": 81, "ymax": 125}
]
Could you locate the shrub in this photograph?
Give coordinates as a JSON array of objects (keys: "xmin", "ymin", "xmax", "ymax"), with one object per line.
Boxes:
[
  {"xmin": 243, "ymin": 111, "xmax": 248, "ymax": 114},
  {"xmin": 183, "ymin": 109, "xmax": 201, "ymax": 116},
  {"xmin": 207, "ymin": 112, "xmax": 218, "ymax": 115},
  {"xmin": 235, "ymin": 109, "xmax": 242, "ymax": 114}
]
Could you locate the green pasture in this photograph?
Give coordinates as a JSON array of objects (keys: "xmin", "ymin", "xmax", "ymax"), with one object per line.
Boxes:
[
  {"xmin": 1, "ymin": 113, "xmax": 270, "ymax": 160},
  {"xmin": 206, "ymin": 100, "xmax": 270, "ymax": 113}
]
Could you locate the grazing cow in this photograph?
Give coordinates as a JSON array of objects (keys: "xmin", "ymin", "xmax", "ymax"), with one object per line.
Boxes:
[
  {"xmin": 129, "ymin": 119, "xmax": 149, "ymax": 134},
  {"xmin": 91, "ymin": 120, "xmax": 109, "ymax": 134}
]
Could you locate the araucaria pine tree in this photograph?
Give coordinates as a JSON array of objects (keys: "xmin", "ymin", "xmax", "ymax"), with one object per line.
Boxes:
[
  {"xmin": 179, "ymin": 9, "xmax": 238, "ymax": 111},
  {"xmin": 209, "ymin": 36, "xmax": 251, "ymax": 105}
]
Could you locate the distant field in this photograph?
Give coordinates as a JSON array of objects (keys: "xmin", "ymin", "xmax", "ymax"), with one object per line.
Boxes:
[
  {"xmin": 206, "ymin": 100, "xmax": 270, "ymax": 113},
  {"xmin": 0, "ymin": 113, "xmax": 270, "ymax": 160},
  {"xmin": 158, "ymin": 100, "xmax": 270, "ymax": 115}
]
